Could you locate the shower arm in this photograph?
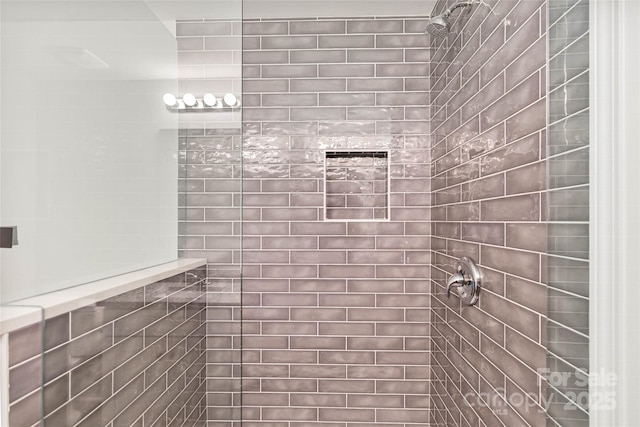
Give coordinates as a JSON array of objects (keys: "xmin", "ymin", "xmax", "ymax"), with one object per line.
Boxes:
[{"xmin": 442, "ymin": 1, "xmax": 474, "ymax": 18}]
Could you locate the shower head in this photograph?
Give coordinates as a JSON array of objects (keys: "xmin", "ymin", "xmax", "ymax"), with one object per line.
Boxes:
[
  {"xmin": 426, "ymin": 1, "xmax": 474, "ymax": 38},
  {"xmin": 425, "ymin": 14, "xmax": 451, "ymax": 38}
]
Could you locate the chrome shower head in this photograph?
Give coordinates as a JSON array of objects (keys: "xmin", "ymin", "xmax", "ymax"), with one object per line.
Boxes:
[
  {"xmin": 425, "ymin": 14, "xmax": 451, "ymax": 38},
  {"xmin": 426, "ymin": 1, "xmax": 474, "ymax": 38}
]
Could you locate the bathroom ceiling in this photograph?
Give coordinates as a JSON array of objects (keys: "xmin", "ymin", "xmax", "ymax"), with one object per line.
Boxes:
[{"xmin": 1, "ymin": 1, "xmax": 435, "ymax": 21}]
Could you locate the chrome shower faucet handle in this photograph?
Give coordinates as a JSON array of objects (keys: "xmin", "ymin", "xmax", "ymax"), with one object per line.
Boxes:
[{"xmin": 445, "ymin": 256, "xmax": 482, "ymax": 306}]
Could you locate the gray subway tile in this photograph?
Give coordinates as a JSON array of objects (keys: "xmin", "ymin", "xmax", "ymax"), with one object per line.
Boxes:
[
  {"xmin": 547, "ymin": 323, "xmax": 589, "ymax": 372},
  {"xmin": 548, "ymin": 223, "xmax": 589, "ymax": 259},
  {"xmin": 75, "ymin": 374, "xmax": 145, "ymax": 427},
  {"xmin": 319, "ymin": 64, "xmax": 375, "ymax": 77},
  {"xmin": 480, "ymin": 73, "xmax": 540, "ymax": 132},
  {"xmin": 262, "ymin": 64, "xmax": 318, "ymax": 78},
  {"xmin": 406, "ymin": 48, "xmax": 431, "ymax": 62},
  {"xmin": 45, "ymin": 323, "xmax": 113, "ymax": 382},
  {"xmin": 506, "ymin": 99, "xmax": 546, "ymax": 141},
  {"xmin": 481, "ymin": 194, "xmax": 540, "ymax": 221},
  {"xmin": 548, "ymin": 71, "xmax": 589, "ymax": 123},
  {"xmin": 404, "ymin": 19, "xmax": 429, "ymax": 33},
  {"xmin": 243, "ymin": 51, "xmax": 289, "ymax": 65},
  {"xmin": 481, "ymin": 133, "xmax": 540, "ymax": 176},
  {"xmin": 291, "ymin": 107, "xmax": 346, "ymax": 121},
  {"xmin": 406, "ymin": 77, "xmax": 431, "ymax": 91},
  {"xmin": 319, "ymin": 121, "xmax": 376, "ymax": 135},
  {"xmin": 548, "ymin": 0, "xmax": 589, "ymax": 56},
  {"xmin": 291, "ymin": 50, "xmax": 346, "ymax": 63},
  {"xmin": 347, "ymin": 78, "xmax": 403, "ymax": 92},
  {"xmin": 9, "ymin": 388, "xmax": 41, "ymax": 427},
  {"xmin": 9, "ymin": 323, "xmax": 41, "ymax": 367},
  {"xmin": 377, "ymin": 63, "xmax": 429, "ymax": 77},
  {"xmin": 548, "ymin": 289, "xmax": 589, "ymax": 335},
  {"xmin": 376, "ymin": 34, "xmax": 428, "ymax": 48},
  {"xmin": 243, "ymin": 79, "xmax": 289, "ymax": 93},
  {"xmin": 113, "ymin": 372, "xmax": 167, "ymax": 426},
  {"xmin": 347, "ymin": 20, "xmax": 403, "ymax": 33},
  {"xmin": 506, "ymin": 36, "xmax": 546, "ymax": 91},
  {"xmin": 204, "ymin": 36, "xmax": 242, "ymax": 50},
  {"xmin": 547, "ymin": 110, "xmax": 589, "ymax": 156},
  {"xmin": 262, "ymin": 121, "xmax": 319, "ymax": 135},
  {"xmin": 291, "ymin": 20, "xmax": 345, "ymax": 34},
  {"xmin": 114, "ymin": 338, "xmax": 168, "ymax": 391},
  {"xmin": 71, "ymin": 288, "xmax": 144, "ymax": 337},
  {"xmin": 480, "ymin": 11, "xmax": 541, "ymax": 88},
  {"xmin": 347, "ymin": 107, "xmax": 404, "ymax": 120},
  {"xmin": 506, "ymin": 161, "xmax": 546, "ymax": 194},
  {"xmin": 548, "ymin": 33, "xmax": 589, "ymax": 91},
  {"xmin": 263, "ymin": 93, "xmax": 318, "ymax": 107},
  {"xmin": 547, "ymin": 255, "xmax": 589, "ymax": 297},
  {"xmin": 176, "ymin": 22, "xmax": 232, "ymax": 36},
  {"xmin": 177, "ymin": 36, "xmax": 203, "ymax": 51},
  {"xmin": 319, "ymin": 93, "xmax": 375, "ymax": 106},
  {"xmin": 547, "ymin": 187, "xmax": 589, "ymax": 221},
  {"xmin": 45, "ymin": 375, "xmax": 112, "ymax": 426},
  {"xmin": 261, "ymin": 35, "xmax": 316, "ymax": 49},
  {"xmin": 506, "ymin": 223, "xmax": 547, "ymax": 253},
  {"xmin": 177, "ymin": 51, "xmax": 233, "ymax": 65},
  {"xmin": 461, "ymin": 223, "xmax": 505, "ymax": 245},
  {"xmin": 462, "ymin": 174, "xmax": 504, "ymax": 201},
  {"xmin": 9, "ymin": 356, "xmax": 41, "ymax": 402},
  {"xmin": 243, "ymin": 21, "xmax": 288, "ymax": 35},
  {"xmin": 114, "ymin": 300, "xmax": 167, "ymax": 343},
  {"xmin": 70, "ymin": 333, "xmax": 143, "ymax": 397},
  {"xmin": 291, "ymin": 78, "xmax": 346, "ymax": 92},
  {"xmin": 377, "ymin": 92, "xmax": 428, "ymax": 106},
  {"xmin": 481, "ymin": 245, "xmax": 540, "ymax": 282},
  {"xmin": 241, "ymin": 36, "xmax": 260, "ymax": 50},
  {"xmin": 347, "ymin": 49, "xmax": 403, "ymax": 63},
  {"xmin": 319, "ymin": 35, "xmax": 374, "ymax": 48}
]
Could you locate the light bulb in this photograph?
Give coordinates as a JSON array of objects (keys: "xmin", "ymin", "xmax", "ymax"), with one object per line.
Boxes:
[
  {"xmin": 223, "ymin": 93, "xmax": 237, "ymax": 107},
  {"xmin": 203, "ymin": 93, "xmax": 217, "ymax": 107},
  {"xmin": 163, "ymin": 93, "xmax": 177, "ymax": 107},
  {"xmin": 182, "ymin": 93, "xmax": 197, "ymax": 107}
]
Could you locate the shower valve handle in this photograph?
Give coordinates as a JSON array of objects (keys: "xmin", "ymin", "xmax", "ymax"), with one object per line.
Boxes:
[
  {"xmin": 445, "ymin": 257, "xmax": 482, "ymax": 306},
  {"xmin": 446, "ymin": 272, "xmax": 466, "ymax": 298}
]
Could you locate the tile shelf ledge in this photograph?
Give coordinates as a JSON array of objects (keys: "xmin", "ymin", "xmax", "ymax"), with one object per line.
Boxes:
[{"xmin": 0, "ymin": 258, "xmax": 207, "ymax": 335}]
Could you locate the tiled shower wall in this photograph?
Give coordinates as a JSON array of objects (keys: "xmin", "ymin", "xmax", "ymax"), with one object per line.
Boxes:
[
  {"xmin": 241, "ymin": 16, "xmax": 432, "ymax": 425},
  {"xmin": 174, "ymin": 19, "xmax": 244, "ymax": 425},
  {"xmin": 546, "ymin": 0, "xmax": 590, "ymax": 425},
  {"xmin": 6, "ymin": 266, "xmax": 207, "ymax": 427},
  {"xmin": 429, "ymin": 0, "xmax": 549, "ymax": 425}
]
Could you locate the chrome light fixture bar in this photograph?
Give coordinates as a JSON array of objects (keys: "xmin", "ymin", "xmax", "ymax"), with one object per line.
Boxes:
[{"xmin": 163, "ymin": 92, "xmax": 241, "ymax": 112}]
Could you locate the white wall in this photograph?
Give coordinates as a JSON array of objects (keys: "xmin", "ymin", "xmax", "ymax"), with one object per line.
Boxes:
[
  {"xmin": 0, "ymin": 1, "xmax": 179, "ymax": 302},
  {"xmin": 591, "ymin": 0, "xmax": 640, "ymax": 424}
]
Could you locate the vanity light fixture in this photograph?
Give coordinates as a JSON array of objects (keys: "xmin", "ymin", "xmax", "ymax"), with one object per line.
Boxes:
[
  {"xmin": 182, "ymin": 93, "xmax": 197, "ymax": 107},
  {"xmin": 223, "ymin": 93, "xmax": 238, "ymax": 107},
  {"xmin": 203, "ymin": 93, "xmax": 217, "ymax": 107},
  {"xmin": 162, "ymin": 92, "xmax": 240, "ymax": 112},
  {"xmin": 162, "ymin": 93, "xmax": 178, "ymax": 107}
]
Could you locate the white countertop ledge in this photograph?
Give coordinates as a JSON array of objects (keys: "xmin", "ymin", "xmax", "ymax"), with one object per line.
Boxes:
[{"xmin": 0, "ymin": 258, "xmax": 207, "ymax": 335}]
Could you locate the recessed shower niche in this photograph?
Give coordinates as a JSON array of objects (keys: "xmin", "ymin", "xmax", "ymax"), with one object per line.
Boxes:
[{"xmin": 324, "ymin": 151, "xmax": 390, "ymax": 221}]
